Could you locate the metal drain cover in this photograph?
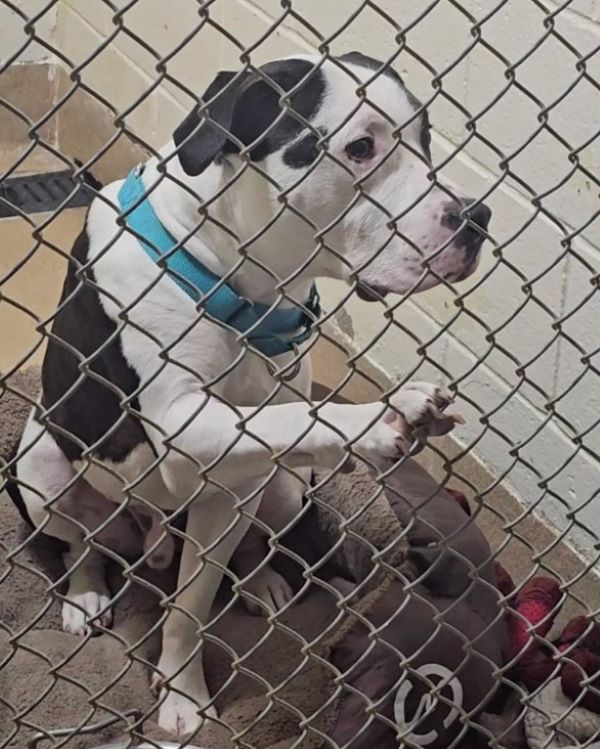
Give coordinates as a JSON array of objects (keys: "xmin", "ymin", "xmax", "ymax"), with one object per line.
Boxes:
[{"xmin": 0, "ymin": 168, "xmax": 100, "ymax": 218}]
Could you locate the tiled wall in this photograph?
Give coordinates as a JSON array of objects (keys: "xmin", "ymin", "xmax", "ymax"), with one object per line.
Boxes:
[
  {"xmin": 4, "ymin": 0, "xmax": 600, "ymax": 559},
  {"xmin": 1, "ymin": 0, "xmax": 58, "ymax": 64}
]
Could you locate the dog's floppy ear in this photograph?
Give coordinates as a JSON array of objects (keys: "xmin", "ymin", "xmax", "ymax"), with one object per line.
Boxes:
[
  {"xmin": 173, "ymin": 70, "xmax": 249, "ymax": 176},
  {"xmin": 173, "ymin": 59, "xmax": 325, "ymax": 177}
]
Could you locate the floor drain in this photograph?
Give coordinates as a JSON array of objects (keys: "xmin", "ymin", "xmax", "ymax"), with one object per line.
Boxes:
[{"xmin": 0, "ymin": 168, "xmax": 101, "ymax": 218}]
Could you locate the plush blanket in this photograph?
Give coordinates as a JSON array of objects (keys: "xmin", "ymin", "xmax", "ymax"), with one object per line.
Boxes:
[{"xmin": 524, "ymin": 680, "xmax": 600, "ymax": 749}]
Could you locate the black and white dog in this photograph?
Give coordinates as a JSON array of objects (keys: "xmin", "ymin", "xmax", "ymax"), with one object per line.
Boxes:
[{"xmin": 13, "ymin": 52, "xmax": 490, "ymax": 735}]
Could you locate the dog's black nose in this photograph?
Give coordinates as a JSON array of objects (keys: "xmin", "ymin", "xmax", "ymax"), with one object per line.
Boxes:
[
  {"xmin": 466, "ymin": 201, "xmax": 492, "ymax": 232},
  {"xmin": 444, "ymin": 200, "xmax": 491, "ymax": 252}
]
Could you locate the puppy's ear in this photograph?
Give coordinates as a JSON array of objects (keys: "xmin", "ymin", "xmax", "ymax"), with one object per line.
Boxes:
[{"xmin": 173, "ymin": 70, "xmax": 248, "ymax": 176}]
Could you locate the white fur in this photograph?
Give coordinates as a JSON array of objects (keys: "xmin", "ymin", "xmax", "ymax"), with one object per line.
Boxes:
[
  {"xmin": 61, "ymin": 546, "xmax": 112, "ymax": 636},
  {"xmin": 15, "ymin": 55, "xmax": 480, "ymax": 737}
]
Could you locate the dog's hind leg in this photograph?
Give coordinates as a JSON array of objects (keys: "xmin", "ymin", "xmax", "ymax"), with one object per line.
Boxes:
[
  {"xmin": 14, "ymin": 409, "xmax": 143, "ymax": 635},
  {"xmin": 232, "ymin": 467, "xmax": 309, "ymax": 616},
  {"xmin": 232, "ymin": 528, "xmax": 294, "ymax": 616}
]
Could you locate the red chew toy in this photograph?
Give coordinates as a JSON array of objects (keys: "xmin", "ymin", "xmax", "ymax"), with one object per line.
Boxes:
[
  {"xmin": 557, "ymin": 616, "xmax": 600, "ymax": 655},
  {"xmin": 496, "ymin": 571, "xmax": 600, "ymax": 713},
  {"xmin": 500, "ymin": 576, "xmax": 561, "ymax": 691},
  {"xmin": 561, "ymin": 649, "xmax": 600, "ymax": 713},
  {"xmin": 446, "ymin": 490, "xmax": 600, "ymax": 713},
  {"xmin": 518, "ymin": 647, "xmax": 560, "ymax": 691},
  {"xmin": 511, "ymin": 577, "xmax": 562, "ymax": 652}
]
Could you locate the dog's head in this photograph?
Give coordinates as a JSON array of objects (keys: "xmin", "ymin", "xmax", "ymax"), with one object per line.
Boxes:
[{"xmin": 173, "ymin": 53, "xmax": 491, "ymax": 299}]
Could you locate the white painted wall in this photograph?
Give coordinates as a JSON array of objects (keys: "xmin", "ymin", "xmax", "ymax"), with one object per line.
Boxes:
[
  {"xmin": 55, "ymin": 0, "xmax": 600, "ymax": 559},
  {"xmin": 0, "ymin": 0, "xmax": 58, "ymax": 63}
]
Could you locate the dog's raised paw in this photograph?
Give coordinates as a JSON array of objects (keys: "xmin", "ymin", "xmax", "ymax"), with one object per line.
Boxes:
[
  {"xmin": 387, "ymin": 381, "xmax": 463, "ymax": 440},
  {"xmin": 350, "ymin": 382, "xmax": 463, "ymax": 466}
]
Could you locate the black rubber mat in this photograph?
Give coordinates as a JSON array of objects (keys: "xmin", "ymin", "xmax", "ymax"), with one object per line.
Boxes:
[{"xmin": 0, "ymin": 167, "xmax": 102, "ymax": 218}]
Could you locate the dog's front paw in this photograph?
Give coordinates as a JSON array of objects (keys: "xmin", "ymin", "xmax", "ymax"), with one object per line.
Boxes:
[
  {"xmin": 62, "ymin": 590, "xmax": 112, "ymax": 636},
  {"xmin": 387, "ymin": 381, "xmax": 464, "ymax": 441},
  {"xmin": 352, "ymin": 382, "xmax": 463, "ymax": 465},
  {"xmin": 153, "ymin": 655, "xmax": 217, "ymax": 736},
  {"xmin": 158, "ymin": 688, "xmax": 217, "ymax": 737}
]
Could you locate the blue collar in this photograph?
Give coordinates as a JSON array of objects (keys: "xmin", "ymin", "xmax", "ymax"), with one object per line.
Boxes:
[{"xmin": 117, "ymin": 167, "xmax": 320, "ymax": 358}]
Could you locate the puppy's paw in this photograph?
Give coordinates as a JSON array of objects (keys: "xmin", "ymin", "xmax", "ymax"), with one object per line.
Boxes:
[
  {"xmin": 238, "ymin": 564, "xmax": 294, "ymax": 616},
  {"xmin": 62, "ymin": 590, "xmax": 112, "ymax": 636},
  {"xmin": 158, "ymin": 688, "xmax": 217, "ymax": 737}
]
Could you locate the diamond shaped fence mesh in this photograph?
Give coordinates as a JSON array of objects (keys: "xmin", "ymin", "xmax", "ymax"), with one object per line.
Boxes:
[{"xmin": 1, "ymin": 0, "xmax": 599, "ymax": 747}]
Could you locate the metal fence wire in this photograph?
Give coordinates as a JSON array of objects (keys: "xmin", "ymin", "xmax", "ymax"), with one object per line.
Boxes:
[{"xmin": 1, "ymin": 0, "xmax": 600, "ymax": 747}]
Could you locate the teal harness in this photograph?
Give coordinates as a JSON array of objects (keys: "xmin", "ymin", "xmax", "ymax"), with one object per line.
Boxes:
[{"xmin": 117, "ymin": 167, "xmax": 320, "ymax": 358}]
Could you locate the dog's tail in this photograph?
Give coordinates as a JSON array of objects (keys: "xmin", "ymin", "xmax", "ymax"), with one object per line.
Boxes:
[{"xmin": 2, "ymin": 460, "xmax": 35, "ymax": 528}]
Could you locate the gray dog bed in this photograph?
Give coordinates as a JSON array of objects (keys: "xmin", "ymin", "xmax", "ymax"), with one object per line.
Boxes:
[{"xmin": 0, "ymin": 368, "xmax": 507, "ymax": 748}]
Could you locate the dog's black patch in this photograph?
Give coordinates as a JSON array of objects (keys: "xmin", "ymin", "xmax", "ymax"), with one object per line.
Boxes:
[
  {"xmin": 282, "ymin": 126, "xmax": 327, "ymax": 168},
  {"xmin": 403, "ymin": 88, "xmax": 432, "ymax": 161},
  {"xmin": 419, "ymin": 112, "xmax": 432, "ymax": 161},
  {"xmin": 174, "ymin": 59, "xmax": 326, "ymax": 175},
  {"xmin": 339, "ymin": 51, "xmax": 432, "ymax": 162},
  {"xmin": 338, "ymin": 51, "xmax": 404, "ymax": 88},
  {"xmin": 41, "ymin": 226, "xmax": 148, "ymax": 463},
  {"xmin": 233, "ymin": 60, "xmax": 326, "ymax": 163}
]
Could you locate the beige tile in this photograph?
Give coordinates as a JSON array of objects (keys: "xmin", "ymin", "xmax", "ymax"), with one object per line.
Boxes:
[
  {"xmin": 0, "ymin": 145, "xmax": 67, "ymax": 176},
  {"xmin": 311, "ymin": 334, "xmax": 384, "ymax": 403},
  {"xmin": 0, "ymin": 208, "xmax": 85, "ymax": 372},
  {"xmin": 0, "ymin": 62, "xmax": 58, "ymax": 151},
  {"xmin": 0, "ymin": 62, "xmax": 146, "ymax": 185},
  {"xmin": 54, "ymin": 66, "xmax": 148, "ymax": 186}
]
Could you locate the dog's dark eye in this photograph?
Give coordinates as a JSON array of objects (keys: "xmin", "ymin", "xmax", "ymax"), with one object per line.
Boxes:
[{"xmin": 345, "ymin": 136, "xmax": 375, "ymax": 162}]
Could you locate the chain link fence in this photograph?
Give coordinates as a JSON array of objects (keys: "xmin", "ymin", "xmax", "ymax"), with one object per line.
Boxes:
[{"xmin": 1, "ymin": 0, "xmax": 599, "ymax": 747}]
